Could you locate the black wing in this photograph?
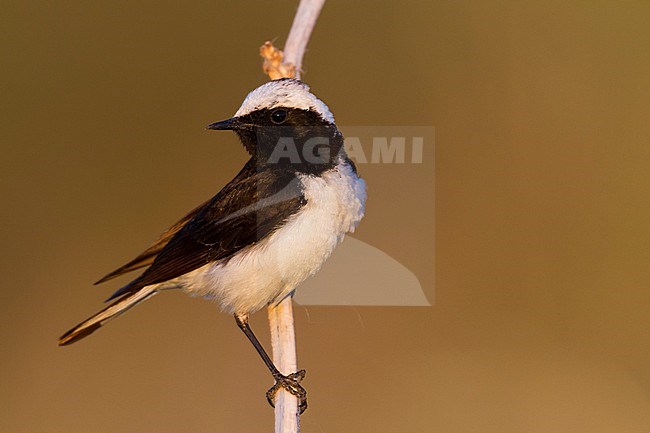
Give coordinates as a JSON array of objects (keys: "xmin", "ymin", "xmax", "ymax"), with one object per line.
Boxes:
[{"xmin": 106, "ymin": 159, "xmax": 306, "ymax": 301}]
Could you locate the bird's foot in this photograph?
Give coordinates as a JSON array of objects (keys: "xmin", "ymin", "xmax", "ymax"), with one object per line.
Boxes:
[{"xmin": 266, "ymin": 369, "xmax": 307, "ymax": 414}]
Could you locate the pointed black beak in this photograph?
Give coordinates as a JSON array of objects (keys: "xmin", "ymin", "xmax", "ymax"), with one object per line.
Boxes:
[{"xmin": 206, "ymin": 117, "xmax": 248, "ymax": 131}]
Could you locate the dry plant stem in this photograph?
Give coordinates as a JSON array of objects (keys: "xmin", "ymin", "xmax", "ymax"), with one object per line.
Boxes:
[
  {"xmin": 283, "ymin": 0, "xmax": 326, "ymax": 79},
  {"xmin": 264, "ymin": 1, "xmax": 326, "ymax": 432},
  {"xmin": 268, "ymin": 300, "xmax": 299, "ymax": 432},
  {"xmin": 260, "ymin": 0, "xmax": 326, "ymax": 80}
]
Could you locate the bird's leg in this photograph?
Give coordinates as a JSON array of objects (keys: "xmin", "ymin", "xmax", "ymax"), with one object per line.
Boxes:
[{"xmin": 234, "ymin": 313, "xmax": 307, "ymax": 413}]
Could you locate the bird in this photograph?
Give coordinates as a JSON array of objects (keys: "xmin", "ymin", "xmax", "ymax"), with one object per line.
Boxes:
[{"xmin": 59, "ymin": 78, "xmax": 367, "ymax": 412}]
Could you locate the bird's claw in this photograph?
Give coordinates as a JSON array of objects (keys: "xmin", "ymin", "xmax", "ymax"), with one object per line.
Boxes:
[{"xmin": 266, "ymin": 369, "xmax": 307, "ymax": 414}]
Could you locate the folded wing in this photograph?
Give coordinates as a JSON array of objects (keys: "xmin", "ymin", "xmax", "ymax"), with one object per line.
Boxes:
[{"xmin": 105, "ymin": 159, "xmax": 306, "ymax": 301}]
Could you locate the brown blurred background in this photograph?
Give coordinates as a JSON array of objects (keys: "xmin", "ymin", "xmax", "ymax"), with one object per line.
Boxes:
[{"xmin": 2, "ymin": 1, "xmax": 649, "ymax": 432}]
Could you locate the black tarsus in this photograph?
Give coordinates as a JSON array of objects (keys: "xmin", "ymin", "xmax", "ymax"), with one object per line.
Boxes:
[{"xmin": 234, "ymin": 314, "xmax": 308, "ymax": 413}]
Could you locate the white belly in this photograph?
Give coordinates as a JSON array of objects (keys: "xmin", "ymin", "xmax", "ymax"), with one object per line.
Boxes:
[{"xmin": 180, "ymin": 161, "xmax": 366, "ymax": 314}]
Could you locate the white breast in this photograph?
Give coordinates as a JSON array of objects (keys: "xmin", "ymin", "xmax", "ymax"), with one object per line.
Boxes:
[{"xmin": 181, "ymin": 160, "xmax": 366, "ymax": 314}]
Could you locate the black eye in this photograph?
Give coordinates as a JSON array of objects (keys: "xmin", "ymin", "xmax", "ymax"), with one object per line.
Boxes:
[{"xmin": 271, "ymin": 109, "xmax": 288, "ymax": 124}]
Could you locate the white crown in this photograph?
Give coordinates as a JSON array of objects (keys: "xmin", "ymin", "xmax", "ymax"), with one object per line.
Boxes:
[{"xmin": 234, "ymin": 79, "xmax": 335, "ymax": 124}]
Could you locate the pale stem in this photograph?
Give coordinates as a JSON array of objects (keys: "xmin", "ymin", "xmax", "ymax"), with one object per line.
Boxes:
[{"xmin": 265, "ymin": 1, "xmax": 326, "ymax": 432}]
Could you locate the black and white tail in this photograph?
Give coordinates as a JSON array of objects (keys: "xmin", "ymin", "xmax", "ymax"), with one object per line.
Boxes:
[{"xmin": 58, "ymin": 287, "xmax": 157, "ymax": 346}]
